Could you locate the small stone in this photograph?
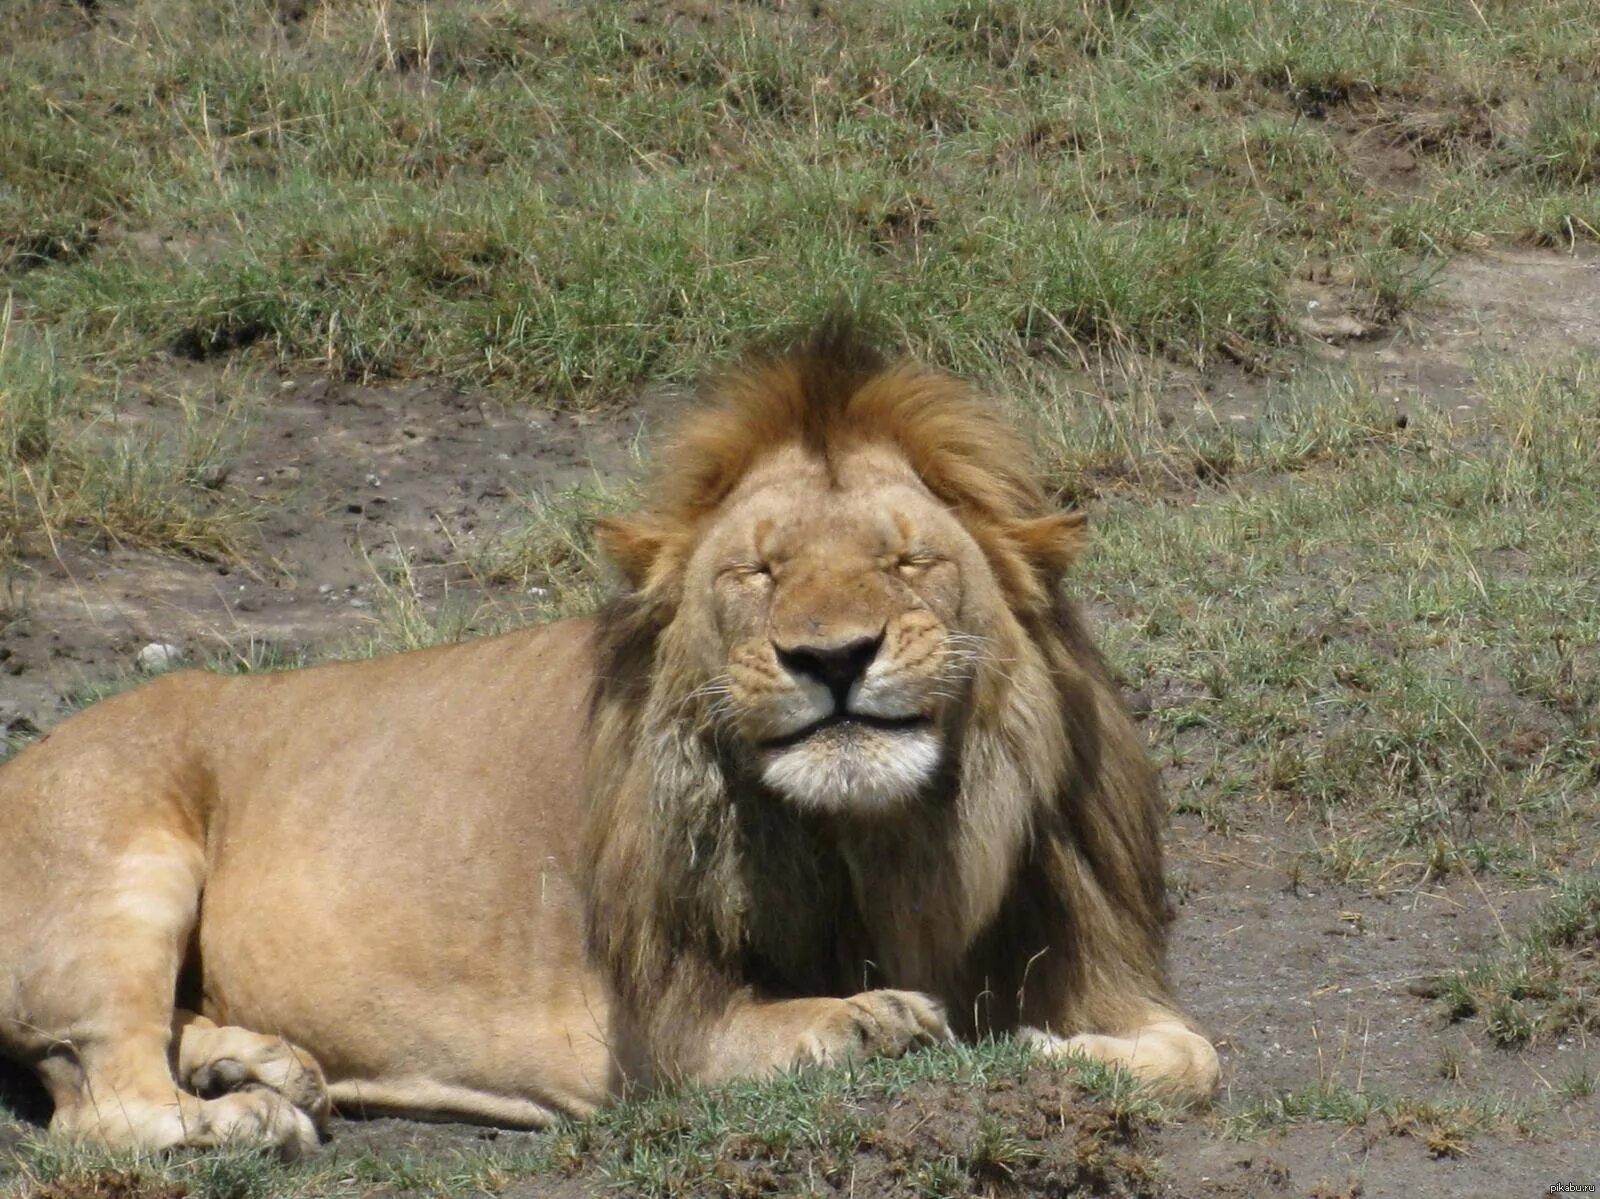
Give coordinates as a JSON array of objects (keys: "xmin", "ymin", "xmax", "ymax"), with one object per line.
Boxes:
[
  {"xmin": 1294, "ymin": 312, "xmax": 1371, "ymax": 342},
  {"xmin": 136, "ymin": 642, "xmax": 184, "ymax": 672}
]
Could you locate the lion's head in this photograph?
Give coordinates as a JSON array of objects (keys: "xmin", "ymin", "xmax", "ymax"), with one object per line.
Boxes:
[{"xmin": 595, "ymin": 326, "xmax": 1086, "ymax": 816}]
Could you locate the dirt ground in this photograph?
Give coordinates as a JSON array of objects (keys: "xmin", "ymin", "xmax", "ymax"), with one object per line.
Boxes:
[
  {"xmin": 3, "ymin": 250, "xmax": 1599, "ymax": 1197},
  {"xmin": 1159, "ymin": 824, "xmax": 1600, "ymax": 1196},
  {"xmin": 0, "ymin": 375, "xmax": 641, "ymax": 732}
]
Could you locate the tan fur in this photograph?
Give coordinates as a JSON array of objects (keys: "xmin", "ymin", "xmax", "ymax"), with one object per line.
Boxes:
[{"xmin": 0, "ymin": 325, "xmax": 1214, "ymax": 1159}]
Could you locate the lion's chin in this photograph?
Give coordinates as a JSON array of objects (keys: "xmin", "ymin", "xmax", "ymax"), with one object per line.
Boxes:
[{"xmin": 758, "ymin": 724, "xmax": 943, "ymax": 813}]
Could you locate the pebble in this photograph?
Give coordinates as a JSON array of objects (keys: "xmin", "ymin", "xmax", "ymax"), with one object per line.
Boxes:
[{"xmin": 136, "ymin": 642, "xmax": 184, "ymax": 672}]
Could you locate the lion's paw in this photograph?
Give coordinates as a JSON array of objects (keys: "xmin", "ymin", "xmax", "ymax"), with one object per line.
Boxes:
[
  {"xmin": 796, "ymin": 989, "xmax": 951, "ymax": 1069},
  {"xmin": 195, "ymin": 1089, "xmax": 321, "ymax": 1159},
  {"xmin": 52, "ymin": 1085, "xmax": 320, "ymax": 1161},
  {"xmin": 177, "ymin": 1017, "xmax": 331, "ymax": 1134},
  {"xmin": 1022, "ymin": 1020, "xmax": 1221, "ymax": 1102}
]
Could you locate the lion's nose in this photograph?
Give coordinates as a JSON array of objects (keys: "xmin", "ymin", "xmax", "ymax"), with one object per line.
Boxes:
[{"xmin": 776, "ymin": 634, "xmax": 883, "ymax": 705}]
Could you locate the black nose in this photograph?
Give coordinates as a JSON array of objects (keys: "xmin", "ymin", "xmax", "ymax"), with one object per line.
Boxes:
[{"xmin": 776, "ymin": 634, "xmax": 883, "ymax": 704}]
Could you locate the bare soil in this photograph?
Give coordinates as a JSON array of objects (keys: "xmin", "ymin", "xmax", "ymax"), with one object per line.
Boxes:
[
  {"xmin": 0, "ymin": 374, "xmax": 639, "ymax": 732},
  {"xmin": 1303, "ymin": 246, "xmax": 1600, "ymax": 419},
  {"xmin": 1160, "ymin": 821, "xmax": 1600, "ymax": 1196},
  {"xmin": 4, "ymin": 251, "xmax": 1600, "ymax": 1197}
]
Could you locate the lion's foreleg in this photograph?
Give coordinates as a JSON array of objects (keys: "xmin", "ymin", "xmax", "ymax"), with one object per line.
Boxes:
[
  {"xmin": 1023, "ymin": 1016, "xmax": 1220, "ymax": 1102},
  {"xmin": 691, "ymin": 990, "xmax": 951, "ymax": 1082}
]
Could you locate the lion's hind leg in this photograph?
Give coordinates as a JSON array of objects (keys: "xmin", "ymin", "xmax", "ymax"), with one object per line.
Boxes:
[
  {"xmin": 0, "ymin": 674, "xmax": 318, "ymax": 1156},
  {"xmin": 42, "ymin": 1029, "xmax": 320, "ymax": 1159},
  {"xmin": 18, "ymin": 831, "xmax": 319, "ymax": 1158}
]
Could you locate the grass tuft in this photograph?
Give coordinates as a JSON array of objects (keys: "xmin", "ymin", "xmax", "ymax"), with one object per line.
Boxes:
[
  {"xmin": 1436, "ymin": 873, "xmax": 1600, "ymax": 1048},
  {"xmin": 0, "ymin": 304, "xmax": 256, "ymax": 565},
  {"xmin": 1224, "ymin": 1082, "xmax": 1536, "ymax": 1158}
]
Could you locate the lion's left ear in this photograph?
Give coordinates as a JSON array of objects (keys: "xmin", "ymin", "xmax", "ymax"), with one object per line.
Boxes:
[
  {"xmin": 595, "ymin": 515, "xmax": 677, "ymax": 590},
  {"xmin": 1009, "ymin": 510, "xmax": 1088, "ymax": 577}
]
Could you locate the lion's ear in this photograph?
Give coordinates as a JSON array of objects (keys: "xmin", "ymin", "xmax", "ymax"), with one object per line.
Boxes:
[
  {"xmin": 595, "ymin": 515, "xmax": 675, "ymax": 589},
  {"xmin": 1010, "ymin": 510, "xmax": 1088, "ymax": 577}
]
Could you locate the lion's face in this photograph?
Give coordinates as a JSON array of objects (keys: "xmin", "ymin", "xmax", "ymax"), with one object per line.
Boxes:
[{"xmin": 678, "ymin": 444, "xmax": 995, "ymax": 813}]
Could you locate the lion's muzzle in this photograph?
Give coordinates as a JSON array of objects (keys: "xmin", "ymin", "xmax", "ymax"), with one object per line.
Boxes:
[{"xmin": 742, "ymin": 623, "xmax": 950, "ymax": 812}]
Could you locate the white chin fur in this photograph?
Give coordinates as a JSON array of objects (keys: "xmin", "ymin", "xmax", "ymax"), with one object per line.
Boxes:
[{"xmin": 760, "ymin": 729, "xmax": 942, "ymax": 812}]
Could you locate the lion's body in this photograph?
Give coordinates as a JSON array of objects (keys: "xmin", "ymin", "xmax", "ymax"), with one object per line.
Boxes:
[
  {"xmin": 0, "ymin": 621, "xmax": 623, "ymax": 1148},
  {"xmin": 0, "ymin": 327, "xmax": 1216, "ymax": 1156}
]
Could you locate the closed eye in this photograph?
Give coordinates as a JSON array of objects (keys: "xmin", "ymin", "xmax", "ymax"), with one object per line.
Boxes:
[
  {"xmin": 896, "ymin": 552, "xmax": 944, "ymax": 575},
  {"xmin": 718, "ymin": 562, "xmax": 772, "ymax": 583}
]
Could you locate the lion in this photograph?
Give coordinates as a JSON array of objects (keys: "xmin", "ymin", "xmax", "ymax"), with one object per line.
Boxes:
[{"xmin": 0, "ymin": 323, "xmax": 1217, "ymax": 1157}]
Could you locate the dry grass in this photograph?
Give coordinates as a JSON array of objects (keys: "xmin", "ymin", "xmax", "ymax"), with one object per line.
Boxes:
[{"xmin": 0, "ymin": 303, "xmax": 255, "ymax": 564}]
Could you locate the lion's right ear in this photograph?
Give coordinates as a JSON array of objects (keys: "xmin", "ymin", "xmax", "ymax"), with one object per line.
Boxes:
[
  {"xmin": 1009, "ymin": 510, "xmax": 1088, "ymax": 578},
  {"xmin": 595, "ymin": 515, "xmax": 677, "ymax": 590}
]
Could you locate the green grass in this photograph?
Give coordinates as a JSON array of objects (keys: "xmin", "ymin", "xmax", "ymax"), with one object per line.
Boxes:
[
  {"xmin": 5, "ymin": 0, "xmax": 1598, "ymax": 565},
  {"xmin": 1434, "ymin": 873, "xmax": 1600, "ymax": 1048},
  {"xmin": 4, "ymin": 0, "xmax": 1597, "ymax": 411},
  {"xmin": 0, "ymin": 1040, "xmax": 1169, "ymax": 1199},
  {"xmin": 1048, "ymin": 356, "xmax": 1600, "ymax": 884},
  {"xmin": 471, "ymin": 481, "xmax": 636, "ymax": 621},
  {"xmin": 1223, "ymin": 1081, "xmax": 1539, "ymax": 1159}
]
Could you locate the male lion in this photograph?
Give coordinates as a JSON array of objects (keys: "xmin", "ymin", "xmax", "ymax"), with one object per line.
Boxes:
[{"xmin": 0, "ymin": 325, "xmax": 1217, "ymax": 1157}]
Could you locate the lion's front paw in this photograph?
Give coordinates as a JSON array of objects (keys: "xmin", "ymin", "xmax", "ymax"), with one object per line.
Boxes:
[
  {"xmin": 1022, "ymin": 1019, "xmax": 1221, "ymax": 1102},
  {"xmin": 795, "ymin": 989, "xmax": 951, "ymax": 1069}
]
